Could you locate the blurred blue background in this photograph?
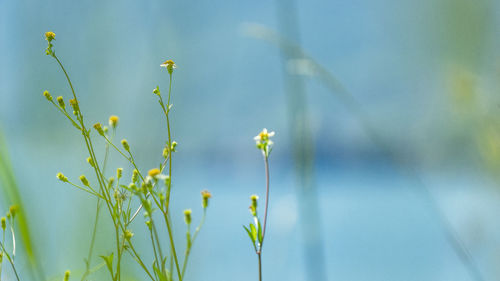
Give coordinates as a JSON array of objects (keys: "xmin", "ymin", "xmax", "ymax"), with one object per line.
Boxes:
[{"xmin": 1, "ymin": 0, "xmax": 500, "ymax": 280}]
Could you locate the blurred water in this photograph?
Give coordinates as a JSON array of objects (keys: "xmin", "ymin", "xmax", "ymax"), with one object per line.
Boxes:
[{"xmin": 1, "ymin": 0, "xmax": 499, "ymax": 280}]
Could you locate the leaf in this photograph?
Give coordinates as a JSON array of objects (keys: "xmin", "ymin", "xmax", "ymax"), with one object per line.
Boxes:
[
  {"xmin": 250, "ymin": 223, "xmax": 257, "ymax": 242},
  {"xmin": 243, "ymin": 225, "xmax": 255, "ymax": 243},
  {"xmin": 257, "ymin": 219, "xmax": 263, "ymax": 244},
  {"xmin": 100, "ymin": 252, "xmax": 114, "ymax": 278},
  {"xmin": 153, "ymin": 262, "xmax": 169, "ymax": 281}
]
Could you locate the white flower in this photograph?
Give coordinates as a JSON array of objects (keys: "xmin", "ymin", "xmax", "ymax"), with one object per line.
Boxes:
[{"xmin": 254, "ymin": 128, "xmax": 275, "ymax": 142}]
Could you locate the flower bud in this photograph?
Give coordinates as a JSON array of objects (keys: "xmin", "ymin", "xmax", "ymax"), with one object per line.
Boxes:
[
  {"xmin": 43, "ymin": 90, "xmax": 53, "ymax": 101},
  {"xmin": 79, "ymin": 175, "xmax": 89, "ymax": 186},
  {"xmin": 69, "ymin": 98, "xmax": 78, "ymax": 111},
  {"xmin": 250, "ymin": 195, "xmax": 258, "ymax": 216},
  {"xmin": 121, "ymin": 139, "xmax": 130, "ymax": 151},
  {"xmin": 153, "ymin": 86, "xmax": 160, "ymax": 96},
  {"xmin": 160, "ymin": 60, "xmax": 177, "ymax": 75},
  {"xmin": 171, "ymin": 141, "xmax": 178, "ymax": 152},
  {"xmin": 183, "ymin": 209, "xmax": 192, "ymax": 225},
  {"xmin": 63, "ymin": 270, "xmax": 70, "ymax": 281},
  {"xmin": 57, "ymin": 172, "xmax": 68, "ymax": 182},
  {"xmin": 9, "ymin": 205, "xmax": 18, "ymax": 218},
  {"xmin": 116, "ymin": 168, "xmax": 123, "ymax": 179},
  {"xmin": 131, "ymin": 169, "xmax": 139, "ymax": 183},
  {"xmin": 124, "ymin": 229, "xmax": 134, "ymax": 240},
  {"xmin": 1, "ymin": 217, "xmax": 6, "ymax": 230},
  {"xmin": 93, "ymin": 123, "xmax": 104, "ymax": 136},
  {"xmin": 148, "ymin": 168, "xmax": 161, "ymax": 178},
  {"xmin": 201, "ymin": 190, "xmax": 212, "ymax": 208},
  {"xmin": 45, "ymin": 31, "xmax": 56, "ymax": 42},
  {"xmin": 57, "ymin": 96, "xmax": 65, "ymax": 110},
  {"xmin": 109, "ymin": 115, "xmax": 119, "ymax": 129},
  {"xmin": 87, "ymin": 157, "xmax": 94, "ymax": 167}
]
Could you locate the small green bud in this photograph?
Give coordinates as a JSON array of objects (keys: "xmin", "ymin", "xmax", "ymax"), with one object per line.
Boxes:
[
  {"xmin": 116, "ymin": 168, "xmax": 123, "ymax": 179},
  {"xmin": 63, "ymin": 270, "xmax": 70, "ymax": 281},
  {"xmin": 145, "ymin": 220, "xmax": 151, "ymax": 229},
  {"xmin": 57, "ymin": 96, "xmax": 65, "ymax": 110},
  {"xmin": 183, "ymin": 209, "xmax": 192, "ymax": 225},
  {"xmin": 201, "ymin": 190, "xmax": 212, "ymax": 208},
  {"xmin": 103, "ymin": 126, "xmax": 109, "ymax": 134},
  {"xmin": 162, "ymin": 145, "xmax": 169, "ymax": 158},
  {"xmin": 131, "ymin": 169, "xmax": 139, "ymax": 183},
  {"xmin": 129, "ymin": 183, "xmax": 138, "ymax": 192},
  {"xmin": 171, "ymin": 141, "xmax": 177, "ymax": 152},
  {"xmin": 69, "ymin": 98, "xmax": 78, "ymax": 111},
  {"xmin": 87, "ymin": 157, "xmax": 94, "ymax": 167},
  {"xmin": 79, "ymin": 175, "xmax": 89, "ymax": 186},
  {"xmin": 108, "ymin": 177, "xmax": 115, "ymax": 188},
  {"xmin": 124, "ymin": 229, "xmax": 134, "ymax": 240},
  {"xmin": 164, "ymin": 175, "xmax": 171, "ymax": 187},
  {"xmin": 43, "ymin": 90, "xmax": 53, "ymax": 101},
  {"xmin": 1, "ymin": 217, "xmax": 6, "ymax": 230},
  {"xmin": 153, "ymin": 86, "xmax": 160, "ymax": 96},
  {"xmin": 93, "ymin": 123, "xmax": 104, "ymax": 136},
  {"xmin": 250, "ymin": 195, "xmax": 258, "ymax": 216},
  {"xmin": 121, "ymin": 139, "xmax": 130, "ymax": 151},
  {"xmin": 9, "ymin": 205, "xmax": 18, "ymax": 218},
  {"xmin": 57, "ymin": 172, "xmax": 68, "ymax": 182}
]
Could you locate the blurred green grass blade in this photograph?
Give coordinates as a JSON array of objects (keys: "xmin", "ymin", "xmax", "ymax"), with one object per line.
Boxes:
[{"xmin": 0, "ymin": 130, "xmax": 43, "ymax": 280}]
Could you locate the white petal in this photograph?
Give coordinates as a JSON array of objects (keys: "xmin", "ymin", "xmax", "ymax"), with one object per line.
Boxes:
[{"xmin": 268, "ymin": 131, "xmax": 275, "ymax": 137}]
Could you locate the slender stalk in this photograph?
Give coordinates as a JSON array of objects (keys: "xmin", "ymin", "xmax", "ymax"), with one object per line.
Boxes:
[
  {"xmin": 260, "ymin": 156, "xmax": 270, "ymax": 246},
  {"xmin": 0, "ymin": 242, "xmax": 20, "ymax": 281},
  {"xmin": 181, "ymin": 209, "xmax": 207, "ymax": 278},
  {"xmin": 257, "ymin": 253, "xmax": 262, "ymax": 281},
  {"xmin": 80, "ymin": 200, "xmax": 101, "ymax": 281}
]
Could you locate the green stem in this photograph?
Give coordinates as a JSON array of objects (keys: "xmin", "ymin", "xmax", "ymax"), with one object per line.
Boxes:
[
  {"xmin": 181, "ymin": 209, "xmax": 206, "ymax": 278},
  {"xmin": 0, "ymin": 241, "xmax": 20, "ymax": 281}
]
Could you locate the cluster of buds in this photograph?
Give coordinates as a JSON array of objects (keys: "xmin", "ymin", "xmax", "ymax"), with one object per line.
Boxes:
[
  {"xmin": 254, "ymin": 128, "xmax": 275, "ymax": 157},
  {"xmin": 160, "ymin": 59, "xmax": 177, "ymax": 75},
  {"xmin": 69, "ymin": 98, "xmax": 79, "ymax": 113},
  {"xmin": 45, "ymin": 31, "xmax": 55, "ymax": 56}
]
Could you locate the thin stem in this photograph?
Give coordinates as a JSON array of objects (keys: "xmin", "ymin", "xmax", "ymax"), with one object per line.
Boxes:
[
  {"xmin": 257, "ymin": 252, "xmax": 262, "ymax": 281},
  {"xmin": 181, "ymin": 209, "xmax": 207, "ymax": 278},
  {"xmin": 80, "ymin": 199, "xmax": 101, "ymax": 281},
  {"xmin": 0, "ymin": 242, "xmax": 20, "ymax": 281},
  {"xmin": 260, "ymin": 156, "xmax": 270, "ymax": 247}
]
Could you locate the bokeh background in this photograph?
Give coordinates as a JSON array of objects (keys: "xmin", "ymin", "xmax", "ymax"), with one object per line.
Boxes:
[{"xmin": 1, "ymin": 0, "xmax": 500, "ymax": 280}]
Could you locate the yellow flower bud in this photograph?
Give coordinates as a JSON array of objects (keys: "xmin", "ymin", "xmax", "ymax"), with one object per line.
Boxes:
[
  {"xmin": 183, "ymin": 209, "xmax": 192, "ymax": 225},
  {"xmin": 201, "ymin": 190, "xmax": 212, "ymax": 208},
  {"xmin": 63, "ymin": 270, "xmax": 70, "ymax": 281},
  {"xmin": 116, "ymin": 168, "xmax": 123, "ymax": 179},
  {"xmin": 93, "ymin": 123, "xmax": 104, "ymax": 136},
  {"xmin": 57, "ymin": 96, "xmax": 65, "ymax": 109},
  {"xmin": 109, "ymin": 115, "xmax": 119, "ymax": 128},
  {"xmin": 43, "ymin": 90, "xmax": 53, "ymax": 101},
  {"xmin": 160, "ymin": 59, "xmax": 177, "ymax": 74},
  {"xmin": 124, "ymin": 229, "xmax": 134, "ymax": 240},
  {"xmin": 148, "ymin": 168, "xmax": 161, "ymax": 178},
  {"xmin": 45, "ymin": 31, "xmax": 56, "ymax": 42},
  {"xmin": 79, "ymin": 175, "xmax": 89, "ymax": 186},
  {"xmin": 57, "ymin": 172, "xmax": 68, "ymax": 182},
  {"xmin": 87, "ymin": 157, "xmax": 94, "ymax": 167},
  {"xmin": 1, "ymin": 217, "xmax": 6, "ymax": 230},
  {"xmin": 121, "ymin": 139, "xmax": 130, "ymax": 151}
]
